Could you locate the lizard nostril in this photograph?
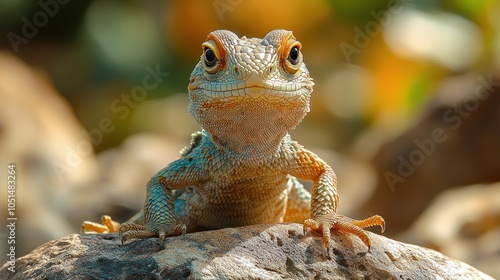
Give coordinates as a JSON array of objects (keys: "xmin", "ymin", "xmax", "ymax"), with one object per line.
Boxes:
[
  {"xmin": 233, "ymin": 66, "xmax": 239, "ymax": 76},
  {"xmin": 268, "ymin": 66, "xmax": 274, "ymax": 76}
]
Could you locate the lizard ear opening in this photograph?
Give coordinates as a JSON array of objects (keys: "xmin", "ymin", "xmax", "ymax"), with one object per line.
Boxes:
[
  {"xmin": 280, "ymin": 36, "xmax": 303, "ymax": 75},
  {"xmin": 201, "ymin": 40, "xmax": 223, "ymax": 74}
]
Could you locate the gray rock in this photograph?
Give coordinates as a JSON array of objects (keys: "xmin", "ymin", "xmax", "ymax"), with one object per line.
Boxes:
[{"xmin": 1, "ymin": 223, "xmax": 493, "ymax": 279}]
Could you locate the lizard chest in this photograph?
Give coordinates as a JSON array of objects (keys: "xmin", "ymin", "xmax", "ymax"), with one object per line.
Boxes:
[{"xmin": 186, "ymin": 167, "xmax": 290, "ymax": 228}]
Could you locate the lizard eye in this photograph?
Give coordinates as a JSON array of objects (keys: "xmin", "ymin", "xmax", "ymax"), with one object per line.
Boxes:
[
  {"xmin": 201, "ymin": 40, "xmax": 222, "ymax": 74},
  {"xmin": 288, "ymin": 46, "xmax": 299, "ymax": 65},
  {"xmin": 281, "ymin": 41, "xmax": 302, "ymax": 75},
  {"xmin": 204, "ymin": 47, "xmax": 217, "ymax": 67}
]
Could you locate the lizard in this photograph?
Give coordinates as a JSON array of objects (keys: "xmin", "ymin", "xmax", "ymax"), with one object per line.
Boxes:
[{"xmin": 82, "ymin": 29, "xmax": 385, "ymax": 255}]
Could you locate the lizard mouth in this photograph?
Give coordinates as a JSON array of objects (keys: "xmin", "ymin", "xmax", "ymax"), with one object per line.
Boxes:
[{"xmin": 188, "ymin": 80, "xmax": 314, "ymax": 100}]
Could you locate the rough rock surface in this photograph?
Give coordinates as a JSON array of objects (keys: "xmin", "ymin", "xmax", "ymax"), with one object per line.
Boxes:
[{"xmin": 1, "ymin": 224, "xmax": 492, "ymax": 280}]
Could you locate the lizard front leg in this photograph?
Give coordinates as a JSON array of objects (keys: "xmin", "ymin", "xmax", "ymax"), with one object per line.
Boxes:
[
  {"xmin": 120, "ymin": 149, "xmax": 207, "ymax": 244},
  {"xmin": 120, "ymin": 175, "xmax": 188, "ymax": 244},
  {"xmin": 287, "ymin": 143, "xmax": 385, "ymax": 253}
]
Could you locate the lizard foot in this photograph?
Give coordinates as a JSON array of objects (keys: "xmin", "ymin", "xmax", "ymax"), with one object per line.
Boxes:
[
  {"xmin": 119, "ymin": 222, "xmax": 187, "ymax": 245},
  {"xmin": 81, "ymin": 215, "xmax": 120, "ymax": 234},
  {"xmin": 303, "ymin": 213, "xmax": 385, "ymax": 255}
]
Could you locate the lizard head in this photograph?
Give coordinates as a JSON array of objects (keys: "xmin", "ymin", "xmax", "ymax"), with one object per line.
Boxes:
[{"xmin": 187, "ymin": 29, "xmax": 314, "ymax": 155}]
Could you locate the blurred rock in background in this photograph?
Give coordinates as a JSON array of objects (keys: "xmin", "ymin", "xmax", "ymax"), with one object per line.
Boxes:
[
  {"xmin": 399, "ymin": 182, "xmax": 500, "ymax": 278},
  {"xmin": 0, "ymin": 52, "xmax": 98, "ymax": 258},
  {"xmin": 359, "ymin": 72, "xmax": 500, "ymax": 234}
]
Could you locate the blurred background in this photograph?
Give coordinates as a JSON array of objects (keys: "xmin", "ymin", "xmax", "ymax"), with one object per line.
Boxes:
[{"xmin": 0, "ymin": 0, "xmax": 499, "ymax": 277}]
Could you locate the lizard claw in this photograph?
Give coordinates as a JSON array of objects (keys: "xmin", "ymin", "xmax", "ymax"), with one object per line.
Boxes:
[
  {"xmin": 158, "ymin": 224, "xmax": 187, "ymax": 243},
  {"xmin": 119, "ymin": 222, "xmax": 187, "ymax": 245},
  {"xmin": 303, "ymin": 213, "xmax": 385, "ymax": 254}
]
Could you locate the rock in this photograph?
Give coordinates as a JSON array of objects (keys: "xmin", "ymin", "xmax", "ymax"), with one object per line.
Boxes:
[
  {"xmin": 360, "ymin": 73, "xmax": 500, "ymax": 234},
  {"xmin": 399, "ymin": 182, "xmax": 500, "ymax": 279},
  {"xmin": 1, "ymin": 224, "xmax": 492, "ymax": 279},
  {"xmin": 0, "ymin": 52, "xmax": 99, "ymax": 260}
]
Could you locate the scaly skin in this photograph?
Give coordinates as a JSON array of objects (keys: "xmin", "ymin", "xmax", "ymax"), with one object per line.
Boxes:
[{"xmin": 82, "ymin": 29, "xmax": 385, "ymax": 253}]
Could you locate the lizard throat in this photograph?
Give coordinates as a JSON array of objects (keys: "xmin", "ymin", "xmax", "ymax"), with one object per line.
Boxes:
[{"xmin": 188, "ymin": 98, "xmax": 310, "ymax": 159}]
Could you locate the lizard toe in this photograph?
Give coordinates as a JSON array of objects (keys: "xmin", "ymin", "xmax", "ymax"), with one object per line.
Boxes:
[
  {"xmin": 119, "ymin": 222, "xmax": 187, "ymax": 245},
  {"xmin": 304, "ymin": 213, "xmax": 385, "ymax": 253},
  {"xmin": 158, "ymin": 224, "xmax": 187, "ymax": 243},
  {"xmin": 81, "ymin": 215, "xmax": 120, "ymax": 234}
]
